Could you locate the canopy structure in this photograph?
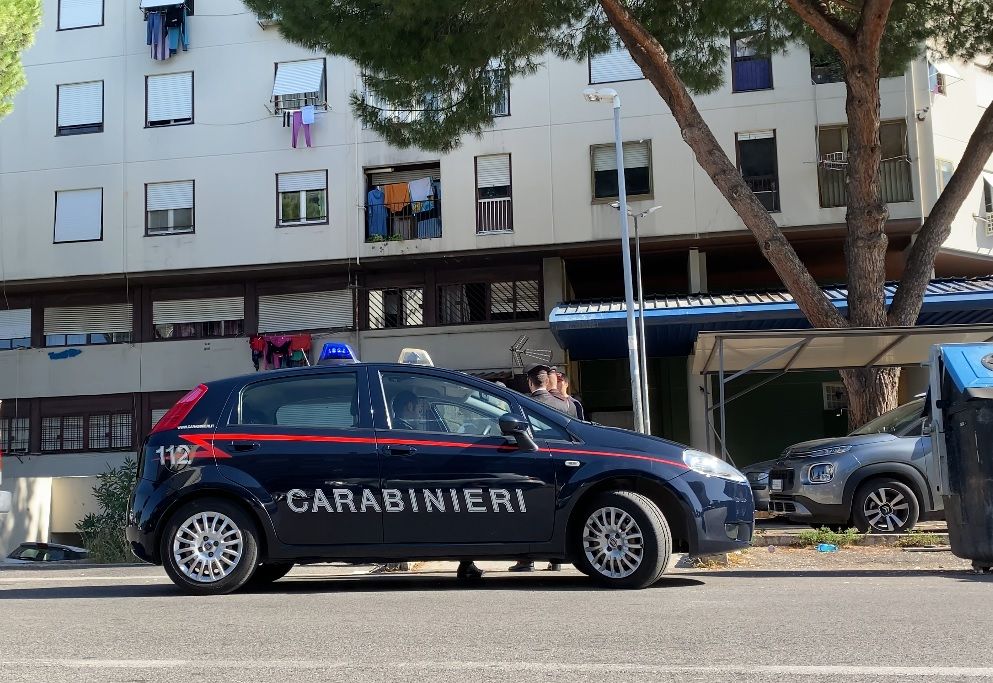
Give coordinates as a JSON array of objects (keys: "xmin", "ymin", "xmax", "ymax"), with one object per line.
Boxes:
[{"xmin": 694, "ymin": 324, "xmax": 993, "ymax": 461}]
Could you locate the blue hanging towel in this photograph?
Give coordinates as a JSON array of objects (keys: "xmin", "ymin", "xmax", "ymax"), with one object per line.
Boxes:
[
  {"xmin": 367, "ymin": 187, "xmax": 388, "ymax": 238},
  {"xmin": 181, "ymin": 6, "xmax": 190, "ymax": 50}
]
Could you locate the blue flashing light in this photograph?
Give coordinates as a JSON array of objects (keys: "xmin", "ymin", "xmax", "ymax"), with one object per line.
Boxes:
[{"xmin": 318, "ymin": 342, "xmax": 358, "ymax": 365}]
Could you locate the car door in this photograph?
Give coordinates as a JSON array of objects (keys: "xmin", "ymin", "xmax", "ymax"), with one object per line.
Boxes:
[
  {"xmin": 217, "ymin": 367, "xmax": 381, "ymax": 546},
  {"xmin": 375, "ymin": 369, "xmax": 556, "ymax": 545}
]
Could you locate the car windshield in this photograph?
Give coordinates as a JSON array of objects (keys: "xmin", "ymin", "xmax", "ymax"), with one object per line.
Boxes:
[{"xmin": 850, "ymin": 398, "xmax": 925, "ymax": 437}]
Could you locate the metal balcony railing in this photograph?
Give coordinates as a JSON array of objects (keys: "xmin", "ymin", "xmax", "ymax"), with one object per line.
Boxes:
[
  {"xmin": 744, "ymin": 174, "xmax": 780, "ymax": 212},
  {"xmin": 366, "ymin": 198, "xmax": 442, "ymax": 242},
  {"xmin": 476, "ymin": 197, "xmax": 513, "ymax": 233},
  {"xmin": 818, "ymin": 158, "xmax": 913, "ymax": 208}
]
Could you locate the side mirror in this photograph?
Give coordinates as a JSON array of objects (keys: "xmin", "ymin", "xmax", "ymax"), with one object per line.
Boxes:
[{"xmin": 499, "ymin": 413, "xmax": 539, "ymax": 452}]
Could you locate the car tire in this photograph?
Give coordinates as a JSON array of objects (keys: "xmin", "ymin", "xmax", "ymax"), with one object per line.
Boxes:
[
  {"xmin": 573, "ymin": 490, "xmax": 671, "ymax": 589},
  {"xmin": 852, "ymin": 478, "xmax": 920, "ymax": 533},
  {"xmin": 245, "ymin": 562, "xmax": 294, "ymax": 588},
  {"xmin": 160, "ymin": 498, "xmax": 260, "ymax": 595}
]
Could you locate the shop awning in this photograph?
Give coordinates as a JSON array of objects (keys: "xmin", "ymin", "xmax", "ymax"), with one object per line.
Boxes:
[{"xmin": 550, "ymin": 277, "xmax": 993, "ymax": 360}]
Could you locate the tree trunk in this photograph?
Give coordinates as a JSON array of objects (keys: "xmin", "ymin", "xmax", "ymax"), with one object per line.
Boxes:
[{"xmin": 840, "ymin": 367, "xmax": 901, "ymax": 430}]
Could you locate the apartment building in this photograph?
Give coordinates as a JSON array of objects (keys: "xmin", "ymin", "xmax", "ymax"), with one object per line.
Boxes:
[{"xmin": 0, "ymin": 0, "xmax": 991, "ymax": 551}]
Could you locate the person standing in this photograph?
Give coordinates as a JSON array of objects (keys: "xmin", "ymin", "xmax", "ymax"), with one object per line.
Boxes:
[{"xmin": 558, "ymin": 373, "xmax": 585, "ymax": 421}]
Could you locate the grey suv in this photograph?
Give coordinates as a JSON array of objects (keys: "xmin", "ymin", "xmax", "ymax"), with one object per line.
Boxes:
[{"xmin": 767, "ymin": 398, "xmax": 940, "ymax": 532}]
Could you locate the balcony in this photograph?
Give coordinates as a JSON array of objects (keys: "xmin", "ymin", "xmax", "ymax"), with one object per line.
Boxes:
[
  {"xmin": 732, "ymin": 58, "xmax": 773, "ymax": 92},
  {"xmin": 476, "ymin": 197, "xmax": 513, "ymax": 233},
  {"xmin": 744, "ymin": 174, "xmax": 780, "ymax": 212},
  {"xmin": 366, "ymin": 198, "xmax": 442, "ymax": 242},
  {"xmin": 818, "ymin": 158, "xmax": 914, "ymax": 208}
]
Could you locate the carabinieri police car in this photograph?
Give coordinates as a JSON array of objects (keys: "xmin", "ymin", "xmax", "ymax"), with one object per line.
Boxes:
[{"xmin": 127, "ymin": 343, "xmax": 753, "ymax": 594}]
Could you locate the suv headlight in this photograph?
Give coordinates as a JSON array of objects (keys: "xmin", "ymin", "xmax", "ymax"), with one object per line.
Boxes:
[
  {"xmin": 808, "ymin": 463, "xmax": 836, "ymax": 483},
  {"xmin": 807, "ymin": 445, "xmax": 852, "ymax": 457},
  {"xmin": 682, "ymin": 450, "xmax": 747, "ymax": 483},
  {"xmin": 746, "ymin": 471, "xmax": 769, "ymax": 483}
]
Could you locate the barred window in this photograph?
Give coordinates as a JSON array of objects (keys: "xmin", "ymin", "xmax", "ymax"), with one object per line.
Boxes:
[
  {"xmin": 439, "ymin": 279, "xmax": 540, "ymax": 325},
  {"xmin": 490, "ymin": 280, "xmax": 540, "ymax": 320},
  {"xmin": 41, "ymin": 413, "xmax": 132, "ymax": 453},
  {"xmin": 369, "ymin": 288, "xmax": 424, "ymax": 329},
  {"xmin": 42, "ymin": 416, "xmax": 84, "ymax": 452},
  {"xmin": 0, "ymin": 417, "xmax": 29, "ymax": 453}
]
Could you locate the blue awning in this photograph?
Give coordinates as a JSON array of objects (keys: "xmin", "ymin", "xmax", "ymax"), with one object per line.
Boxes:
[{"xmin": 550, "ymin": 277, "xmax": 993, "ymax": 360}]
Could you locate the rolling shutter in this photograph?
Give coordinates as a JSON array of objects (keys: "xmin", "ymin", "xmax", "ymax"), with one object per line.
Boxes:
[
  {"xmin": 368, "ymin": 167, "xmax": 440, "ymax": 186},
  {"xmin": 54, "ymin": 189, "xmax": 102, "ymax": 242},
  {"xmin": 272, "ymin": 59, "xmax": 325, "ymax": 97},
  {"xmin": 590, "ymin": 43, "xmax": 643, "ymax": 84},
  {"xmin": 737, "ymin": 130, "xmax": 775, "ymax": 141},
  {"xmin": 258, "ymin": 290, "xmax": 353, "ymax": 332},
  {"xmin": 277, "ymin": 171, "xmax": 326, "ymax": 193},
  {"xmin": 476, "ymin": 154, "xmax": 511, "ymax": 188},
  {"xmin": 147, "ymin": 181, "xmax": 194, "ymax": 211},
  {"xmin": 147, "ymin": 72, "xmax": 193, "ymax": 123},
  {"xmin": 44, "ymin": 304, "xmax": 132, "ymax": 335},
  {"xmin": 59, "ymin": 0, "xmax": 103, "ymax": 29},
  {"xmin": 57, "ymin": 82, "xmax": 103, "ymax": 127},
  {"xmin": 152, "ymin": 297, "xmax": 244, "ymax": 325},
  {"xmin": 151, "ymin": 408, "xmax": 169, "ymax": 427},
  {"xmin": 592, "ymin": 141, "xmax": 650, "ymax": 171},
  {"xmin": 0, "ymin": 309, "xmax": 31, "ymax": 340}
]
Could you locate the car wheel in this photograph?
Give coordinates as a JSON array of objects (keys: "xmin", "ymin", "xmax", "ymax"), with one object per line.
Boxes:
[
  {"xmin": 245, "ymin": 562, "xmax": 294, "ymax": 588},
  {"xmin": 574, "ymin": 491, "xmax": 671, "ymax": 589},
  {"xmin": 160, "ymin": 498, "xmax": 259, "ymax": 595},
  {"xmin": 852, "ymin": 478, "xmax": 920, "ymax": 533}
]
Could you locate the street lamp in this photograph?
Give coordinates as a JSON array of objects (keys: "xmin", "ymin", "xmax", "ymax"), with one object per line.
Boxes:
[
  {"xmin": 583, "ymin": 87, "xmax": 645, "ymax": 434},
  {"xmin": 612, "ymin": 202, "xmax": 662, "ymax": 434}
]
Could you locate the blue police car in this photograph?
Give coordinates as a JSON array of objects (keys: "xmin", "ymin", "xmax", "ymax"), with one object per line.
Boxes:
[{"xmin": 127, "ymin": 343, "xmax": 753, "ymax": 594}]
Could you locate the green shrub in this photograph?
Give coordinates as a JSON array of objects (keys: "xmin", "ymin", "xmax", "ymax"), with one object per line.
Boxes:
[
  {"xmin": 795, "ymin": 526, "xmax": 862, "ymax": 548},
  {"xmin": 76, "ymin": 458, "xmax": 138, "ymax": 564},
  {"xmin": 895, "ymin": 531, "xmax": 944, "ymax": 548}
]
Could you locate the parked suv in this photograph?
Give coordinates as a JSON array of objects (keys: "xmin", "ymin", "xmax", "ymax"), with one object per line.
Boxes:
[{"xmin": 767, "ymin": 398, "xmax": 939, "ymax": 532}]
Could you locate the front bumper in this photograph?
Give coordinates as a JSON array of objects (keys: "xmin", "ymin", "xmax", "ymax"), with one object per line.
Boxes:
[
  {"xmin": 768, "ymin": 495, "xmax": 851, "ymax": 524},
  {"xmin": 670, "ymin": 473, "xmax": 755, "ymax": 556},
  {"xmin": 0, "ymin": 490, "xmax": 11, "ymax": 515}
]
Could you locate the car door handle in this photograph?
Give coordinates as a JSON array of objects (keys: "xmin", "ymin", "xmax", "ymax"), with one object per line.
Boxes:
[
  {"xmin": 384, "ymin": 445, "xmax": 417, "ymax": 457},
  {"xmin": 230, "ymin": 441, "xmax": 261, "ymax": 453}
]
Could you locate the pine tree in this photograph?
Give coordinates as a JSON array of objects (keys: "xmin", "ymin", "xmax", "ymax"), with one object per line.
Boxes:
[{"xmin": 0, "ymin": 0, "xmax": 41, "ymax": 119}]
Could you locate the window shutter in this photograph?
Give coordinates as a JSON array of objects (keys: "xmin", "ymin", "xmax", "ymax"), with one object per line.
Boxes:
[
  {"xmin": 59, "ymin": 0, "xmax": 103, "ymax": 29},
  {"xmin": 272, "ymin": 59, "xmax": 325, "ymax": 97},
  {"xmin": 147, "ymin": 72, "xmax": 193, "ymax": 123},
  {"xmin": 590, "ymin": 43, "xmax": 643, "ymax": 83},
  {"xmin": 147, "ymin": 181, "xmax": 194, "ymax": 211},
  {"xmin": 476, "ymin": 154, "xmax": 511, "ymax": 188},
  {"xmin": 737, "ymin": 130, "xmax": 775, "ymax": 141},
  {"xmin": 152, "ymin": 297, "xmax": 244, "ymax": 325},
  {"xmin": 258, "ymin": 290, "xmax": 353, "ymax": 332},
  {"xmin": 55, "ymin": 189, "xmax": 102, "ymax": 242},
  {"xmin": 58, "ymin": 82, "xmax": 103, "ymax": 127},
  {"xmin": 44, "ymin": 304, "xmax": 132, "ymax": 335},
  {"xmin": 593, "ymin": 142, "xmax": 649, "ymax": 171},
  {"xmin": 151, "ymin": 408, "xmax": 169, "ymax": 427},
  {"xmin": 369, "ymin": 167, "xmax": 440, "ymax": 186},
  {"xmin": 0, "ymin": 309, "xmax": 31, "ymax": 340},
  {"xmin": 277, "ymin": 171, "xmax": 327, "ymax": 193}
]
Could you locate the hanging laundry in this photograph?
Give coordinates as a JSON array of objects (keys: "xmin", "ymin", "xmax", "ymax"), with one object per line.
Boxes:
[
  {"xmin": 384, "ymin": 183, "xmax": 411, "ymax": 212},
  {"xmin": 266, "ymin": 336, "xmax": 293, "ymax": 369},
  {"xmin": 167, "ymin": 26, "xmax": 181, "ymax": 54},
  {"xmin": 249, "ymin": 336, "xmax": 266, "ymax": 371},
  {"xmin": 288, "ymin": 334, "xmax": 312, "ymax": 367},
  {"xmin": 409, "ymin": 177, "xmax": 432, "ymax": 203},
  {"xmin": 147, "ymin": 12, "xmax": 170, "ymax": 61},
  {"xmin": 367, "ymin": 187, "xmax": 388, "ymax": 238},
  {"xmin": 301, "ymin": 105, "xmax": 316, "ymax": 125},
  {"xmin": 291, "ymin": 110, "xmax": 312, "ymax": 148}
]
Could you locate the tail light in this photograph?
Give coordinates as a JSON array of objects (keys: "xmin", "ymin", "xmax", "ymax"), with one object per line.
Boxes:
[{"xmin": 151, "ymin": 384, "xmax": 208, "ymax": 434}]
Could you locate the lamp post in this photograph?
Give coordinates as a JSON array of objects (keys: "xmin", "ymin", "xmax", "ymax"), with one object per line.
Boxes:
[{"xmin": 583, "ymin": 87, "xmax": 645, "ymax": 434}]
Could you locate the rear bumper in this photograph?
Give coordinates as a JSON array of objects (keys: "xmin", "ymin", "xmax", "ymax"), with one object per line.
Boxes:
[{"xmin": 0, "ymin": 490, "xmax": 11, "ymax": 515}]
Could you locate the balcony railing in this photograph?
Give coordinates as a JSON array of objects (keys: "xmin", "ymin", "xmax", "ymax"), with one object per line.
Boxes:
[
  {"xmin": 476, "ymin": 197, "xmax": 513, "ymax": 233},
  {"xmin": 732, "ymin": 58, "xmax": 773, "ymax": 92},
  {"xmin": 366, "ymin": 198, "xmax": 442, "ymax": 242},
  {"xmin": 744, "ymin": 174, "xmax": 780, "ymax": 212},
  {"xmin": 818, "ymin": 158, "xmax": 913, "ymax": 208}
]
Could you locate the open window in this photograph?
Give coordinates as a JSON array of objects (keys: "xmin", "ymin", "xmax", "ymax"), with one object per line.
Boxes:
[
  {"xmin": 736, "ymin": 131, "xmax": 780, "ymax": 212},
  {"xmin": 732, "ymin": 29, "xmax": 773, "ymax": 92},
  {"xmin": 272, "ymin": 59, "xmax": 326, "ymax": 114},
  {"xmin": 146, "ymin": 180, "xmax": 194, "ymax": 235}
]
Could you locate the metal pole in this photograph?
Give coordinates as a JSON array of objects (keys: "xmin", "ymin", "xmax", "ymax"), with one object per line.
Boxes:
[
  {"xmin": 633, "ymin": 214, "xmax": 651, "ymax": 434},
  {"xmin": 612, "ymin": 99, "xmax": 645, "ymax": 434},
  {"xmin": 718, "ymin": 338, "xmax": 727, "ymax": 460}
]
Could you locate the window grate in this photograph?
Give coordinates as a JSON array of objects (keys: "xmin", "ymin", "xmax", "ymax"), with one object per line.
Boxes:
[
  {"xmin": 41, "ymin": 413, "xmax": 132, "ymax": 453},
  {"xmin": 0, "ymin": 417, "xmax": 29, "ymax": 453},
  {"xmin": 439, "ymin": 280, "xmax": 540, "ymax": 325},
  {"xmin": 369, "ymin": 288, "xmax": 424, "ymax": 329},
  {"xmin": 42, "ymin": 416, "xmax": 83, "ymax": 452}
]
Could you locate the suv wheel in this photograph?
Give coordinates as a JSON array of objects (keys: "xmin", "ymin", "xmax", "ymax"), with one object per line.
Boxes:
[
  {"xmin": 852, "ymin": 478, "xmax": 920, "ymax": 533},
  {"xmin": 160, "ymin": 498, "xmax": 260, "ymax": 595},
  {"xmin": 573, "ymin": 491, "xmax": 671, "ymax": 589}
]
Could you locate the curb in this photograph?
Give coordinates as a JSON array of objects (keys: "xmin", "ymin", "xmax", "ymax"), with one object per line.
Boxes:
[
  {"xmin": 753, "ymin": 533, "xmax": 950, "ymax": 548},
  {"xmin": 0, "ymin": 562, "xmax": 151, "ymax": 572}
]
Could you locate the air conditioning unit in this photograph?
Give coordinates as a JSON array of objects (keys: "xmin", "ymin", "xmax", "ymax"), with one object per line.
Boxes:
[{"xmin": 257, "ymin": 13, "xmax": 280, "ymax": 28}]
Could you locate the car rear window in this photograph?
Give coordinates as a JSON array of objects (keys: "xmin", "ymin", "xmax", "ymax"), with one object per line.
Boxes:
[{"xmin": 237, "ymin": 373, "xmax": 359, "ymax": 429}]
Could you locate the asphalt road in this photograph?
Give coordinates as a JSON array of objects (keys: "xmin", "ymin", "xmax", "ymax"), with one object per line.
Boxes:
[{"xmin": 2, "ymin": 564, "xmax": 992, "ymax": 683}]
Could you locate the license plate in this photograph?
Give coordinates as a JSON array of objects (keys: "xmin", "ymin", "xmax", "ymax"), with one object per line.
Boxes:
[{"xmin": 771, "ymin": 479, "xmax": 784, "ymax": 492}]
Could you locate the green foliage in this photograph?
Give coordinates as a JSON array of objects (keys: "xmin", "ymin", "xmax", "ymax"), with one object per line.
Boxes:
[
  {"xmin": 76, "ymin": 458, "xmax": 138, "ymax": 564},
  {"xmin": 795, "ymin": 526, "xmax": 862, "ymax": 548},
  {"xmin": 244, "ymin": 0, "xmax": 993, "ymax": 152},
  {"xmin": 895, "ymin": 530, "xmax": 944, "ymax": 548},
  {"xmin": 0, "ymin": 0, "xmax": 42, "ymax": 119}
]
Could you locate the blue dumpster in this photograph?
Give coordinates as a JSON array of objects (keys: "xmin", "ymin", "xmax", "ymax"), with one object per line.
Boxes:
[{"xmin": 928, "ymin": 343, "xmax": 993, "ymax": 571}]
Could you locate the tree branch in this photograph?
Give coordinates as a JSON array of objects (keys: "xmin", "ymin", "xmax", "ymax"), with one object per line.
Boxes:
[
  {"xmin": 888, "ymin": 104, "xmax": 993, "ymax": 325},
  {"xmin": 784, "ymin": 0, "xmax": 856, "ymax": 62},
  {"xmin": 597, "ymin": 0, "xmax": 848, "ymax": 329},
  {"xmin": 857, "ymin": 0, "xmax": 895, "ymax": 57}
]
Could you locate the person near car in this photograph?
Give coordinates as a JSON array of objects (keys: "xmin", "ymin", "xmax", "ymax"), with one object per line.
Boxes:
[{"xmin": 557, "ymin": 373, "xmax": 585, "ymax": 421}]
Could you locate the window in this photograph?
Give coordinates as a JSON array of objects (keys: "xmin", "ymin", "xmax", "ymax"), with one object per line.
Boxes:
[
  {"xmin": 146, "ymin": 180, "xmax": 194, "ymax": 235},
  {"xmin": 277, "ymin": 170, "xmax": 328, "ymax": 226},
  {"xmin": 589, "ymin": 39, "xmax": 643, "ymax": 84},
  {"xmin": 272, "ymin": 59, "xmax": 326, "ymax": 113},
  {"xmin": 487, "ymin": 67, "xmax": 510, "ymax": 116},
  {"xmin": 41, "ymin": 412, "xmax": 131, "ymax": 453},
  {"xmin": 0, "ymin": 309, "xmax": 31, "ymax": 350},
  {"xmin": 1, "ymin": 417, "xmax": 29, "ymax": 453},
  {"xmin": 258, "ymin": 290, "xmax": 353, "ymax": 333},
  {"xmin": 382, "ymin": 371, "xmax": 512, "ymax": 435},
  {"xmin": 526, "ymin": 411, "xmax": 572, "ymax": 442},
  {"xmin": 732, "ymin": 30, "xmax": 773, "ymax": 92},
  {"xmin": 238, "ymin": 373, "xmax": 359, "ymax": 428},
  {"xmin": 369, "ymin": 288, "xmax": 424, "ymax": 329},
  {"xmin": 54, "ymin": 188, "xmax": 102, "ymax": 243},
  {"xmin": 57, "ymin": 81, "xmax": 103, "ymax": 136},
  {"xmin": 365, "ymin": 164, "xmax": 442, "ymax": 240},
  {"xmin": 146, "ymin": 72, "xmax": 193, "ymax": 127},
  {"xmin": 929, "ymin": 62, "xmax": 945, "ymax": 95},
  {"xmin": 936, "ymin": 160, "xmax": 955, "ymax": 194},
  {"xmin": 476, "ymin": 154, "xmax": 513, "ymax": 233},
  {"xmin": 153, "ymin": 296, "xmax": 244, "ymax": 339},
  {"xmin": 438, "ymin": 279, "xmax": 540, "ymax": 325},
  {"xmin": 983, "ymin": 174, "xmax": 993, "ymax": 237},
  {"xmin": 737, "ymin": 131, "xmax": 780, "ymax": 212},
  {"xmin": 810, "ymin": 51, "xmax": 843, "ymax": 85},
  {"xmin": 44, "ymin": 303, "xmax": 132, "ymax": 347},
  {"xmin": 591, "ymin": 141, "xmax": 652, "ymax": 201},
  {"xmin": 817, "ymin": 121, "xmax": 912, "ymax": 207},
  {"xmin": 58, "ymin": 0, "xmax": 103, "ymax": 30}
]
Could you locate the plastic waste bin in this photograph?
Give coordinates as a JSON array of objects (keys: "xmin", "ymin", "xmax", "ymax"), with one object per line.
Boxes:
[{"xmin": 928, "ymin": 343, "xmax": 993, "ymax": 571}]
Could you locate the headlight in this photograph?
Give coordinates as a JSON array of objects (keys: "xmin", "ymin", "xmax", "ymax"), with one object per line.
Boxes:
[
  {"xmin": 682, "ymin": 450, "xmax": 748, "ymax": 483},
  {"xmin": 808, "ymin": 463, "xmax": 836, "ymax": 483},
  {"xmin": 807, "ymin": 445, "xmax": 852, "ymax": 457},
  {"xmin": 746, "ymin": 471, "xmax": 770, "ymax": 483}
]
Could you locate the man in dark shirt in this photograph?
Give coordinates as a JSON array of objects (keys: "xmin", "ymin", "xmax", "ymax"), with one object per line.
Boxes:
[{"xmin": 527, "ymin": 363, "xmax": 576, "ymax": 417}]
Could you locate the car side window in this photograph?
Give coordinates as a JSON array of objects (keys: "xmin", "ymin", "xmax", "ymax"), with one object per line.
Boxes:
[
  {"xmin": 237, "ymin": 373, "xmax": 359, "ymax": 429},
  {"xmin": 526, "ymin": 411, "xmax": 572, "ymax": 442},
  {"xmin": 381, "ymin": 371, "xmax": 512, "ymax": 436}
]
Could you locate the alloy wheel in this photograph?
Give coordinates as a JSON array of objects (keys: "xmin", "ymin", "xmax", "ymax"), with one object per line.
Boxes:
[
  {"xmin": 582, "ymin": 506, "xmax": 645, "ymax": 579},
  {"xmin": 172, "ymin": 511, "xmax": 244, "ymax": 583},
  {"xmin": 862, "ymin": 487, "xmax": 911, "ymax": 532}
]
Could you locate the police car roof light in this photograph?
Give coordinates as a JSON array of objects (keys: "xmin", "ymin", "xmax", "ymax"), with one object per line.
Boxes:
[
  {"xmin": 398, "ymin": 348, "xmax": 434, "ymax": 366},
  {"xmin": 318, "ymin": 342, "xmax": 358, "ymax": 365}
]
